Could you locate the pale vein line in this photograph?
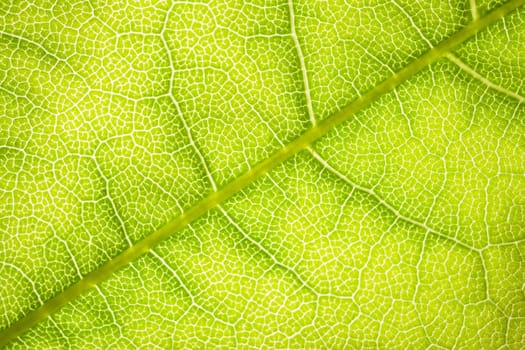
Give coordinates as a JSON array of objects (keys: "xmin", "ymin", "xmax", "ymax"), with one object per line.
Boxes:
[
  {"xmin": 54, "ymin": 236, "xmax": 83, "ymax": 279},
  {"xmin": 149, "ymin": 250, "xmax": 196, "ymax": 309},
  {"xmin": 30, "ymin": 215, "xmax": 85, "ymax": 282},
  {"xmin": 0, "ymin": 262, "xmax": 44, "ymax": 306},
  {"xmin": 48, "ymin": 317, "xmax": 71, "ymax": 348},
  {"xmin": 92, "ymin": 142, "xmax": 133, "ymax": 247},
  {"xmin": 0, "ymin": 31, "xmax": 83, "ymax": 78},
  {"xmin": 160, "ymin": 1, "xmax": 218, "ymax": 193},
  {"xmin": 391, "ymin": 0, "xmax": 434, "ymax": 48},
  {"xmin": 0, "ymin": 31, "xmax": 92, "ymax": 110},
  {"xmin": 220, "ymin": 207, "xmax": 354, "ymax": 300},
  {"xmin": 489, "ymin": 237, "xmax": 525, "ymax": 246},
  {"xmin": 471, "ymin": 0, "xmax": 480, "ymax": 20},
  {"xmin": 150, "ymin": 250, "xmax": 235, "ymax": 327},
  {"xmin": 446, "ymin": 52, "xmax": 525, "ymax": 103},
  {"xmin": 307, "ymin": 147, "xmax": 480, "ymax": 253},
  {"xmin": 288, "ymin": 0, "xmax": 316, "ymax": 126},
  {"xmin": 93, "ymin": 286, "xmax": 123, "ymax": 340},
  {"xmin": 2, "ymin": 30, "xmax": 132, "ymax": 249}
]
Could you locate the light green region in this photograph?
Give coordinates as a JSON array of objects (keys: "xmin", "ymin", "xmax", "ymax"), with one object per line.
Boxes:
[
  {"xmin": 457, "ymin": 9, "xmax": 525, "ymax": 96},
  {"xmin": 316, "ymin": 58, "xmax": 525, "ymax": 249},
  {"xmin": 0, "ymin": 0, "xmax": 170, "ymax": 98},
  {"xmin": 478, "ymin": 0, "xmax": 515, "ymax": 14},
  {"xmin": 483, "ymin": 243, "xmax": 525, "ymax": 318},
  {"xmin": 0, "ymin": 0, "xmax": 524, "ymax": 348},
  {"xmin": 393, "ymin": 0, "xmax": 470, "ymax": 43},
  {"xmin": 226, "ymin": 152, "xmax": 404, "ymax": 296},
  {"xmin": 91, "ymin": 0, "xmax": 171, "ymax": 33},
  {"xmin": 164, "ymin": 2, "xmax": 309, "ymax": 186},
  {"xmin": 294, "ymin": 0, "xmax": 469, "ymax": 120}
]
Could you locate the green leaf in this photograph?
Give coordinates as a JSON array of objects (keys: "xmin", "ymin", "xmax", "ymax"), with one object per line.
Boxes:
[{"xmin": 1, "ymin": 0, "xmax": 524, "ymax": 348}]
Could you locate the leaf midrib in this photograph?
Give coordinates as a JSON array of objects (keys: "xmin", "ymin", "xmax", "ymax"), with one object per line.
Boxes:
[{"xmin": 1, "ymin": 0, "xmax": 523, "ymax": 346}]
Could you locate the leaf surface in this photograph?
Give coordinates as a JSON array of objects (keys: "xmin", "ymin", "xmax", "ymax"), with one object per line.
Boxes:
[{"xmin": 0, "ymin": 0, "xmax": 524, "ymax": 348}]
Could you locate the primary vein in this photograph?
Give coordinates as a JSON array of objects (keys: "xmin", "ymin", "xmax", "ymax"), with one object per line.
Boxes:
[{"xmin": 0, "ymin": 0, "xmax": 523, "ymax": 346}]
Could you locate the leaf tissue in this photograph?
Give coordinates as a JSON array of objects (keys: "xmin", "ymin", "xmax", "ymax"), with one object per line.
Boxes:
[{"xmin": 0, "ymin": 0, "xmax": 524, "ymax": 348}]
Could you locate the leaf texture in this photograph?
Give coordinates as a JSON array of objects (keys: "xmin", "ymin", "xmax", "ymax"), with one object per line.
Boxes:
[{"xmin": 0, "ymin": 0, "xmax": 524, "ymax": 348}]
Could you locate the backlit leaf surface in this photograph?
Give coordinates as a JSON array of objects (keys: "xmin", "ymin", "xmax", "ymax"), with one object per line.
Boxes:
[{"xmin": 0, "ymin": 0, "xmax": 524, "ymax": 348}]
